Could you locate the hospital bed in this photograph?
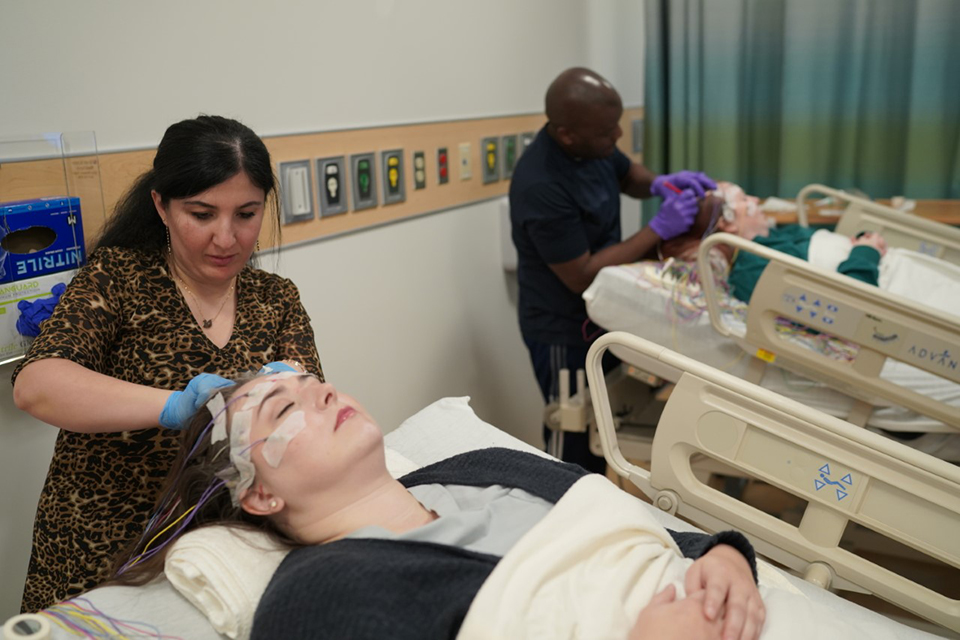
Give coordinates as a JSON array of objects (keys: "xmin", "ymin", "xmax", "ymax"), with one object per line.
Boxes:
[
  {"xmin": 2, "ymin": 389, "xmax": 953, "ymax": 638},
  {"xmin": 587, "ymin": 330, "xmax": 960, "ymax": 634},
  {"xmin": 582, "ymin": 186, "xmax": 960, "ymax": 457}
]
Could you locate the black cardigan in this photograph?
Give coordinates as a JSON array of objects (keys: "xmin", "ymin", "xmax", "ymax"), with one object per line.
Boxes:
[{"xmin": 252, "ymin": 448, "xmax": 756, "ymax": 640}]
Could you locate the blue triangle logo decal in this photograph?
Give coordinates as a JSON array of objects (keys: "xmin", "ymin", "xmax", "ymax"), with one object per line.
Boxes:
[
  {"xmin": 814, "ymin": 479, "xmax": 825, "ymax": 491},
  {"xmin": 819, "ymin": 464, "xmax": 831, "ymax": 475},
  {"xmin": 836, "ymin": 489, "xmax": 848, "ymax": 501},
  {"xmin": 841, "ymin": 474, "xmax": 853, "ymax": 486}
]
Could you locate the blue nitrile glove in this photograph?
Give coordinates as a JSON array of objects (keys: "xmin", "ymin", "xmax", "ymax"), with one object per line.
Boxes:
[
  {"xmin": 257, "ymin": 361, "xmax": 298, "ymax": 375},
  {"xmin": 17, "ymin": 283, "xmax": 67, "ymax": 338},
  {"xmin": 159, "ymin": 373, "xmax": 233, "ymax": 430},
  {"xmin": 651, "ymin": 170, "xmax": 717, "ymax": 199},
  {"xmin": 648, "ymin": 189, "xmax": 699, "ymax": 240}
]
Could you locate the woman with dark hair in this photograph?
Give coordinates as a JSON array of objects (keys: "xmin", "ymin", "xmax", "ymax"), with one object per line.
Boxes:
[{"xmin": 11, "ymin": 115, "xmax": 323, "ymax": 612}]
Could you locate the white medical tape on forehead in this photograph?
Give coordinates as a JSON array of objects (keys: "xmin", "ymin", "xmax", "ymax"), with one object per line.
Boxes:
[
  {"xmin": 261, "ymin": 410, "xmax": 307, "ymax": 468},
  {"xmin": 224, "ymin": 408, "xmax": 256, "ymax": 506},
  {"xmin": 218, "ymin": 372, "xmax": 304, "ymax": 505},
  {"xmin": 207, "ymin": 392, "xmax": 228, "ymax": 445}
]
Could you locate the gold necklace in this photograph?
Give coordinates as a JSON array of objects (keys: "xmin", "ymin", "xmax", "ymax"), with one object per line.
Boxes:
[{"xmin": 173, "ymin": 270, "xmax": 236, "ymax": 329}]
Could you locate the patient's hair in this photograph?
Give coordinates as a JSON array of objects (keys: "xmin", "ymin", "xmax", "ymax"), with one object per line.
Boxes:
[
  {"xmin": 659, "ymin": 195, "xmax": 732, "ymax": 263},
  {"xmin": 110, "ymin": 377, "xmax": 300, "ymax": 586}
]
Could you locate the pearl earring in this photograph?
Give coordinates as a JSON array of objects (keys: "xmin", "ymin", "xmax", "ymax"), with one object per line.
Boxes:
[{"xmin": 269, "ymin": 500, "xmax": 277, "ymax": 509}]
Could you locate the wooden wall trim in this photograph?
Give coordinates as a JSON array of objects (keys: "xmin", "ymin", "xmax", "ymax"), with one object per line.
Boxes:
[{"xmin": 0, "ymin": 108, "xmax": 643, "ymax": 250}]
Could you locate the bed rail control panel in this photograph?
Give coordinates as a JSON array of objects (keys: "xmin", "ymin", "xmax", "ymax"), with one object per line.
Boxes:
[{"xmin": 587, "ymin": 331, "xmax": 960, "ymax": 633}]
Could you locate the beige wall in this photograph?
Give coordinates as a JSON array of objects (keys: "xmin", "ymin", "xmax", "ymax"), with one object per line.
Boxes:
[{"xmin": 0, "ymin": 0, "xmax": 645, "ymax": 617}]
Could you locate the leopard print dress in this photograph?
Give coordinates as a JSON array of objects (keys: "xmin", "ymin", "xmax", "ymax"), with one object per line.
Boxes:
[{"xmin": 12, "ymin": 246, "xmax": 322, "ymax": 612}]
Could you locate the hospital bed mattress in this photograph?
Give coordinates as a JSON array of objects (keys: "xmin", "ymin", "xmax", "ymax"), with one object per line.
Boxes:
[
  {"xmin": 584, "ymin": 261, "xmax": 960, "ymax": 458},
  {"xmin": 16, "ymin": 398, "xmax": 941, "ymax": 639}
]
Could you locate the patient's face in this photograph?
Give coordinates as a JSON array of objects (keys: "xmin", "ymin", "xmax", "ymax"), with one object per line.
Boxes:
[{"xmin": 232, "ymin": 374, "xmax": 384, "ymax": 503}]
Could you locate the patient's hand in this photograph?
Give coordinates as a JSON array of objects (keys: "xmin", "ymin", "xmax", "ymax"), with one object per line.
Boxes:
[
  {"xmin": 685, "ymin": 544, "xmax": 765, "ymax": 640},
  {"xmin": 628, "ymin": 585, "xmax": 723, "ymax": 640},
  {"xmin": 852, "ymin": 232, "xmax": 888, "ymax": 257}
]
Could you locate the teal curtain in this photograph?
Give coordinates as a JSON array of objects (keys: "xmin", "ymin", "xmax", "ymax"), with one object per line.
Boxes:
[{"xmin": 643, "ymin": 0, "xmax": 960, "ymax": 223}]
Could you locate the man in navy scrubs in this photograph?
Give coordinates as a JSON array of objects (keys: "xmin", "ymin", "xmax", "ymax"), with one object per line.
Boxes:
[{"xmin": 510, "ymin": 67, "xmax": 717, "ymax": 471}]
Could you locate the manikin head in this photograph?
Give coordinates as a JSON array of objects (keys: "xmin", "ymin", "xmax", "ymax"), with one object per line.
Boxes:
[{"xmin": 659, "ymin": 181, "xmax": 770, "ymax": 262}]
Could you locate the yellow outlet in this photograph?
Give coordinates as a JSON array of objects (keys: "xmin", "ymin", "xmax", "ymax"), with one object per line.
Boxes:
[{"xmin": 458, "ymin": 142, "xmax": 472, "ymax": 180}]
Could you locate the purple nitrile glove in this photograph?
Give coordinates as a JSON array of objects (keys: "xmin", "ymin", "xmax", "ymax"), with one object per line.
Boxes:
[
  {"xmin": 651, "ymin": 170, "xmax": 717, "ymax": 199},
  {"xmin": 649, "ymin": 189, "xmax": 699, "ymax": 240}
]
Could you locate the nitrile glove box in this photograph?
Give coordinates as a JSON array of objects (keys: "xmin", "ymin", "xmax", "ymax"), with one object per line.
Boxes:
[
  {"xmin": 0, "ymin": 196, "xmax": 85, "ymax": 283},
  {"xmin": 0, "ymin": 269, "xmax": 77, "ymax": 360}
]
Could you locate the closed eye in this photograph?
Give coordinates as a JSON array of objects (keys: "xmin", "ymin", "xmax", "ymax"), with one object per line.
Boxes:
[{"xmin": 276, "ymin": 402, "xmax": 294, "ymax": 420}]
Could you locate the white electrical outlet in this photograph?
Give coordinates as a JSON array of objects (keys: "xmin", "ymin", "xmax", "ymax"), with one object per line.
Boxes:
[{"xmin": 458, "ymin": 142, "xmax": 472, "ymax": 180}]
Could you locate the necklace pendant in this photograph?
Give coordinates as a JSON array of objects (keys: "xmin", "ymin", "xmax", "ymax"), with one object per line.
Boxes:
[{"xmin": 202, "ymin": 319, "xmax": 213, "ymax": 329}]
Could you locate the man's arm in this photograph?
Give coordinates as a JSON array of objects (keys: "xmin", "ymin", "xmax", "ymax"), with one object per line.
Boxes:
[
  {"xmin": 548, "ymin": 225, "xmax": 662, "ymax": 294},
  {"xmin": 619, "ymin": 162, "xmax": 658, "ymax": 199}
]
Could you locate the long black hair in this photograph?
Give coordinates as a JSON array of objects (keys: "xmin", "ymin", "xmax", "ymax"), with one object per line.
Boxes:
[{"xmin": 95, "ymin": 115, "xmax": 281, "ymax": 256}]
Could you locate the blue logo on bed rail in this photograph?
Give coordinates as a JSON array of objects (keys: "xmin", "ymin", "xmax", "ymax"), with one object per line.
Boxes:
[
  {"xmin": 814, "ymin": 464, "xmax": 853, "ymax": 501},
  {"xmin": 783, "ymin": 293, "xmax": 839, "ymax": 326}
]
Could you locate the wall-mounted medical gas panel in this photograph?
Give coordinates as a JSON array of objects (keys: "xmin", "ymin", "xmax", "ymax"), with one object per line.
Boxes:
[
  {"xmin": 350, "ymin": 152, "xmax": 378, "ymax": 211},
  {"xmin": 381, "ymin": 149, "xmax": 406, "ymax": 205},
  {"xmin": 501, "ymin": 135, "xmax": 518, "ymax": 179},
  {"xmin": 481, "ymin": 137, "xmax": 500, "ymax": 184},
  {"xmin": 316, "ymin": 156, "xmax": 348, "ymax": 217},
  {"xmin": 437, "ymin": 147, "xmax": 450, "ymax": 185}
]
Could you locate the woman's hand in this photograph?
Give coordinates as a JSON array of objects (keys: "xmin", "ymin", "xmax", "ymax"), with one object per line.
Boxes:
[
  {"xmin": 685, "ymin": 544, "xmax": 765, "ymax": 640},
  {"xmin": 629, "ymin": 584, "xmax": 723, "ymax": 640},
  {"xmin": 159, "ymin": 373, "xmax": 233, "ymax": 430}
]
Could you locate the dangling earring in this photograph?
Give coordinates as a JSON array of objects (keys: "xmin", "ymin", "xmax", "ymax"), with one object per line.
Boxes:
[
  {"xmin": 256, "ymin": 239, "xmax": 261, "ymax": 252},
  {"xmin": 166, "ymin": 227, "xmax": 172, "ymax": 254}
]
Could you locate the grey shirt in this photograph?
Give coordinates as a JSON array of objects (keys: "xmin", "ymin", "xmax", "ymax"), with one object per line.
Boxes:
[{"xmin": 346, "ymin": 483, "xmax": 553, "ymax": 557}]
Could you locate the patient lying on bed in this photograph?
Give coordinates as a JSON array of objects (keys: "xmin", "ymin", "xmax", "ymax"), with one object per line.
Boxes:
[
  {"xmin": 660, "ymin": 182, "xmax": 889, "ymax": 304},
  {"xmin": 104, "ymin": 370, "xmax": 948, "ymax": 640},
  {"xmin": 113, "ymin": 370, "xmax": 770, "ymax": 639}
]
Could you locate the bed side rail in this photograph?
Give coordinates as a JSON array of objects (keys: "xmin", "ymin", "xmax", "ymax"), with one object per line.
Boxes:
[
  {"xmin": 586, "ymin": 331, "xmax": 960, "ymax": 632},
  {"xmin": 698, "ymin": 232, "xmax": 960, "ymax": 429},
  {"xmin": 795, "ymin": 184, "xmax": 960, "ymax": 264}
]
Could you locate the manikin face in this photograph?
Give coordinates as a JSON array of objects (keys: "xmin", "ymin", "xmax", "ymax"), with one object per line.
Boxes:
[
  {"xmin": 153, "ymin": 171, "xmax": 265, "ymax": 286},
  {"xmin": 659, "ymin": 181, "xmax": 769, "ymax": 262},
  {"xmin": 232, "ymin": 374, "xmax": 385, "ymax": 519}
]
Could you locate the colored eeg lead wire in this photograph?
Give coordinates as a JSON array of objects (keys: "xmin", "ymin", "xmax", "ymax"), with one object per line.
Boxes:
[{"xmin": 40, "ymin": 596, "xmax": 186, "ymax": 639}]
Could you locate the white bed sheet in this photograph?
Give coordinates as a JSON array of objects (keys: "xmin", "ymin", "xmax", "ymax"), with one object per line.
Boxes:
[
  {"xmin": 584, "ymin": 262, "xmax": 960, "ymax": 459},
  {"xmin": 24, "ymin": 397, "xmax": 942, "ymax": 639}
]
